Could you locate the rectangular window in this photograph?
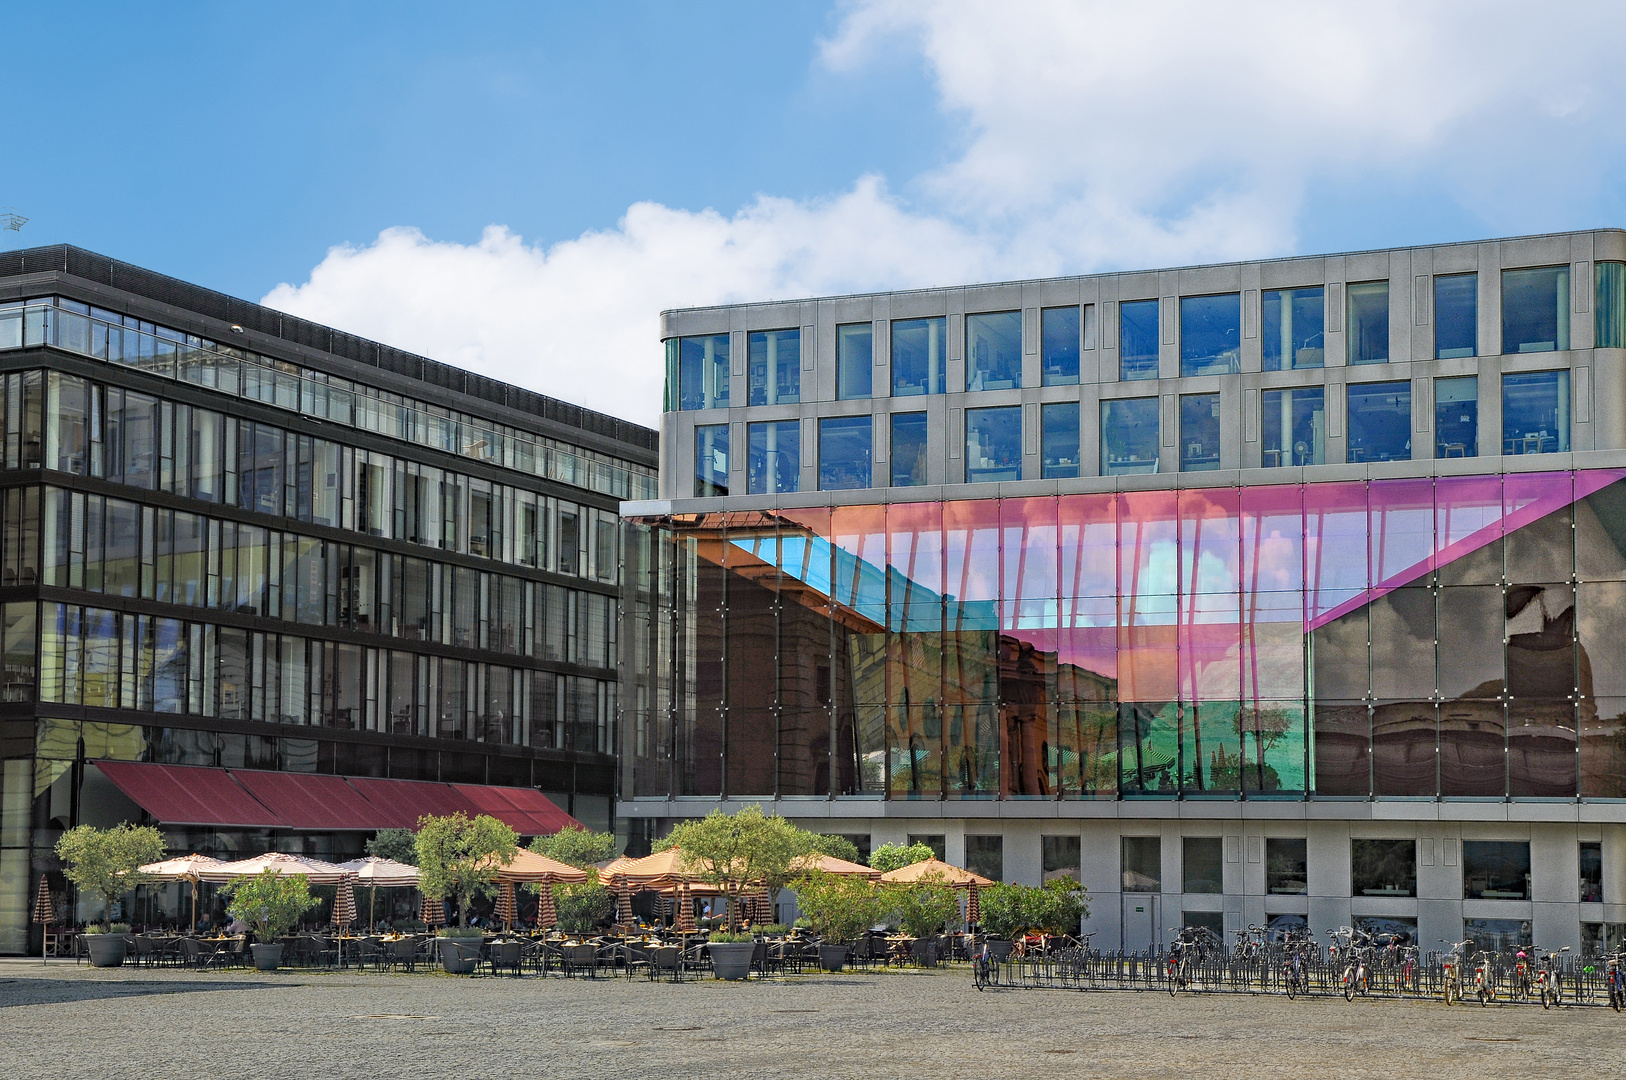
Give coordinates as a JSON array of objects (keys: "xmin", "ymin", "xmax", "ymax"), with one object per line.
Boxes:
[
  {"xmin": 1179, "ymin": 393, "xmax": 1220, "ymax": 471},
  {"xmin": 836, "ymin": 323, "xmax": 873, "ymax": 400},
  {"xmin": 1182, "ymin": 836, "xmax": 1223, "ymax": 894},
  {"xmin": 1265, "ymin": 838, "xmax": 1307, "ymax": 895},
  {"xmin": 889, "ymin": 412, "xmax": 928, "ymax": 487},
  {"xmin": 1101, "ymin": 397, "xmax": 1158, "ymax": 475},
  {"xmin": 1347, "ymin": 281, "xmax": 1390, "ymax": 365},
  {"xmin": 694, "ymin": 424, "xmax": 729, "ymax": 497},
  {"xmin": 965, "ymin": 405, "xmax": 1021, "ymax": 483},
  {"xmin": 1042, "ymin": 835, "xmax": 1082, "ymax": 882},
  {"xmin": 1463, "ymin": 840, "xmax": 1531, "ymax": 900},
  {"xmin": 1351, "ymin": 839, "xmax": 1416, "ymax": 898},
  {"xmin": 675, "ymin": 334, "xmax": 729, "ymax": 411},
  {"xmin": 748, "ymin": 329, "xmax": 800, "ymax": 406},
  {"xmin": 966, "ymin": 311, "xmax": 1022, "ymax": 391},
  {"xmin": 1262, "ymin": 286, "xmax": 1325, "ymax": 370},
  {"xmin": 1581, "ymin": 841, "xmax": 1603, "ymax": 903},
  {"xmin": 1597, "ymin": 261, "xmax": 1625, "ymax": 348},
  {"xmin": 818, "ymin": 415, "xmax": 872, "ymax": 490},
  {"xmin": 1502, "ymin": 265, "xmax": 1570, "ymax": 354},
  {"xmin": 747, "ymin": 420, "xmax": 800, "ymax": 495},
  {"xmin": 1041, "ymin": 306, "xmax": 1080, "ymax": 386},
  {"xmin": 1262, "ymin": 386, "xmax": 1324, "ymax": 467},
  {"xmin": 1119, "ymin": 299, "xmax": 1159, "ymax": 380},
  {"xmin": 965, "ymin": 834, "xmax": 1003, "ymax": 882},
  {"xmin": 1502, "ymin": 370, "xmax": 1569, "ymax": 455},
  {"xmin": 1040, "ymin": 401, "xmax": 1079, "ymax": 479},
  {"xmin": 1180, "ymin": 293, "xmax": 1241, "ymax": 376},
  {"xmin": 907, "ymin": 834, "xmax": 947, "ymax": 860},
  {"xmin": 892, "ymin": 317, "xmax": 944, "ymax": 397},
  {"xmin": 1122, "ymin": 835, "xmax": 1161, "ymax": 892},
  {"xmin": 1435, "ymin": 375, "xmax": 1478, "ymax": 458},
  {"xmin": 1434, "ymin": 273, "xmax": 1478, "ymax": 358},
  {"xmin": 1346, "ymin": 380, "xmax": 1412, "ymax": 463}
]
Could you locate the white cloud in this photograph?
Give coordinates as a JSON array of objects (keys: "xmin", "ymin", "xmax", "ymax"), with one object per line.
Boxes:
[{"xmin": 266, "ymin": 1, "xmax": 1626, "ymax": 428}]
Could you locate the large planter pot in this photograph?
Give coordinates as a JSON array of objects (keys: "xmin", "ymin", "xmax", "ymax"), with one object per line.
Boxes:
[
  {"xmin": 251, "ymin": 943, "xmax": 283, "ymax": 971},
  {"xmin": 438, "ymin": 938, "xmax": 481, "ymax": 974},
  {"xmin": 708, "ymin": 941, "xmax": 755, "ymax": 981},
  {"xmin": 818, "ymin": 944, "xmax": 847, "ymax": 972},
  {"xmin": 84, "ymin": 934, "xmax": 127, "ymax": 968},
  {"xmin": 986, "ymin": 939, "xmax": 1015, "ymax": 963}
]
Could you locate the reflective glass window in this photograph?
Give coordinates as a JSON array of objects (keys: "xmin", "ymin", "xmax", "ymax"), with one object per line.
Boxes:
[
  {"xmin": 1347, "ymin": 281, "xmax": 1390, "ymax": 365},
  {"xmin": 694, "ymin": 424, "xmax": 729, "ymax": 497},
  {"xmin": 1434, "ymin": 273, "xmax": 1478, "ymax": 358},
  {"xmin": 1119, "ymin": 702, "xmax": 1178, "ymax": 794},
  {"xmin": 748, "ymin": 328, "xmax": 800, "ymax": 406},
  {"xmin": 890, "ymin": 412, "xmax": 928, "ymax": 487},
  {"xmin": 965, "ymin": 406, "xmax": 1021, "ymax": 483},
  {"xmin": 1373, "ymin": 700, "xmax": 1437, "ymax": 796},
  {"xmin": 1262, "ymin": 287, "xmax": 1324, "ymax": 371},
  {"xmin": 1180, "ymin": 293, "xmax": 1241, "ymax": 376},
  {"xmin": 1346, "ymin": 380, "xmax": 1412, "ymax": 463},
  {"xmin": 1583, "ymin": 696, "xmax": 1626, "ymax": 798},
  {"xmin": 1597, "ymin": 261, "xmax": 1625, "ymax": 348},
  {"xmin": 1041, "ymin": 306, "xmax": 1080, "ymax": 386},
  {"xmin": 1119, "ymin": 299, "xmax": 1159, "ymax": 380},
  {"xmin": 1507, "ymin": 582, "xmax": 1574, "ymax": 699},
  {"xmin": 966, "ymin": 311, "xmax": 1022, "ymax": 391},
  {"xmin": 1312, "ymin": 702, "xmax": 1370, "ymax": 796},
  {"xmin": 1437, "ymin": 586, "xmax": 1504, "ymax": 698},
  {"xmin": 818, "ymin": 415, "xmax": 872, "ymax": 490},
  {"xmin": 1435, "ymin": 375, "xmax": 1477, "ymax": 458},
  {"xmin": 892, "ymin": 317, "xmax": 945, "ymax": 397},
  {"xmin": 746, "ymin": 420, "xmax": 799, "ymax": 496},
  {"xmin": 1262, "ymin": 386, "xmax": 1324, "ymax": 466},
  {"xmin": 965, "ymin": 835, "xmax": 1003, "ymax": 881},
  {"xmin": 1041, "ymin": 401, "xmax": 1079, "ymax": 479},
  {"xmin": 1101, "ymin": 397, "xmax": 1158, "ymax": 475},
  {"xmin": 1581, "ymin": 842, "xmax": 1603, "ymax": 903},
  {"xmin": 1502, "ymin": 265, "xmax": 1570, "ymax": 354},
  {"xmin": 1183, "ymin": 836, "xmax": 1223, "ymax": 893},
  {"xmin": 1463, "ymin": 841, "xmax": 1530, "ymax": 900},
  {"xmin": 1179, "ymin": 393, "xmax": 1220, "ymax": 471},
  {"xmin": 1439, "ymin": 699, "xmax": 1505, "ymax": 796},
  {"xmin": 675, "ymin": 334, "xmax": 729, "ymax": 411},
  {"xmin": 1508, "ymin": 698, "xmax": 1576, "ymax": 798},
  {"xmin": 1043, "ymin": 835, "xmax": 1082, "ymax": 882},
  {"xmin": 1369, "ymin": 588, "xmax": 1434, "ymax": 700},
  {"xmin": 836, "ymin": 323, "xmax": 873, "ymax": 400},
  {"xmin": 1121, "ymin": 835, "xmax": 1161, "ymax": 891},
  {"xmin": 1352, "ymin": 839, "xmax": 1416, "ymax": 897},
  {"xmin": 1266, "ymin": 838, "xmax": 1307, "ymax": 895},
  {"xmin": 1501, "ymin": 370, "xmax": 1569, "ymax": 455}
]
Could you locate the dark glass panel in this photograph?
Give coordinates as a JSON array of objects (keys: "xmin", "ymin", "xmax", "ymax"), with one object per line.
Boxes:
[
  {"xmin": 1506, "ymin": 583, "xmax": 1574, "ymax": 699},
  {"xmin": 725, "ymin": 709, "xmax": 776, "ymax": 796},
  {"xmin": 1100, "ymin": 397, "xmax": 1159, "ymax": 473},
  {"xmin": 1183, "ymin": 837, "xmax": 1224, "ymax": 893},
  {"xmin": 1262, "ymin": 386, "xmax": 1325, "ymax": 466},
  {"xmin": 1439, "ymin": 699, "xmax": 1505, "ymax": 796},
  {"xmin": 747, "ymin": 420, "xmax": 800, "ymax": 496},
  {"xmin": 1502, "ymin": 266, "xmax": 1570, "ymax": 353},
  {"xmin": 965, "ymin": 405, "xmax": 1022, "ymax": 483},
  {"xmin": 1352, "ymin": 839, "xmax": 1416, "ymax": 897},
  {"xmin": 1119, "ymin": 701, "xmax": 1178, "ymax": 795},
  {"xmin": 834, "ymin": 703, "xmax": 884, "ymax": 795},
  {"xmin": 1372, "ymin": 700, "xmax": 1437, "ymax": 796},
  {"xmin": 676, "ymin": 334, "xmax": 729, "ymax": 411},
  {"xmin": 1507, "ymin": 698, "xmax": 1576, "ymax": 798},
  {"xmin": 1463, "ymin": 841, "xmax": 1530, "ymax": 900},
  {"xmin": 1437, "ymin": 585, "xmax": 1504, "ymax": 699},
  {"xmin": 1001, "ymin": 697, "xmax": 1051, "ymax": 796},
  {"xmin": 1434, "ymin": 376, "xmax": 1478, "ymax": 458},
  {"xmin": 694, "ymin": 423, "xmax": 729, "ymax": 497},
  {"xmin": 1312, "ymin": 701, "xmax": 1370, "ymax": 796},
  {"xmin": 1501, "ymin": 371, "xmax": 1570, "ymax": 455},
  {"xmin": 1043, "ymin": 835, "xmax": 1082, "ymax": 881},
  {"xmin": 889, "ymin": 412, "xmax": 929, "ymax": 487},
  {"xmin": 836, "ymin": 322, "xmax": 873, "ymax": 400},
  {"xmin": 1346, "ymin": 380, "xmax": 1412, "ymax": 463},
  {"xmin": 1041, "ymin": 306, "xmax": 1080, "ymax": 386},
  {"xmin": 1578, "ymin": 581, "xmax": 1626, "ymax": 699},
  {"xmin": 1119, "ymin": 299, "xmax": 1159, "ymax": 380},
  {"xmin": 1576, "ymin": 478, "xmax": 1626, "ymax": 581},
  {"xmin": 1040, "ymin": 401, "xmax": 1080, "ymax": 479},
  {"xmin": 1505, "ymin": 473, "xmax": 1573, "ymax": 584},
  {"xmin": 1121, "ymin": 835, "xmax": 1162, "ymax": 891},
  {"xmin": 1266, "ymin": 838, "xmax": 1308, "ymax": 895},
  {"xmin": 818, "ymin": 416, "xmax": 872, "ymax": 491},
  {"xmin": 1368, "ymin": 588, "xmax": 1435, "ymax": 700},
  {"xmin": 1581, "ymin": 696, "xmax": 1626, "ymax": 798},
  {"xmin": 1179, "ymin": 393, "xmax": 1220, "ymax": 471},
  {"xmin": 1055, "ymin": 700, "xmax": 1117, "ymax": 796},
  {"xmin": 1311, "ymin": 606, "xmax": 1367, "ymax": 701}
]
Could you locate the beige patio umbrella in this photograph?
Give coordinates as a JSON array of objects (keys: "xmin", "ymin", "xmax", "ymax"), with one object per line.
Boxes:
[
  {"xmin": 878, "ymin": 857, "xmax": 993, "ymax": 888},
  {"xmin": 196, "ymin": 852, "xmax": 355, "ymax": 885},
  {"xmin": 337, "ymin": 857, "xmax": 420, "ymax": 932},
  {"xmin": 33, "ymin": 875, "xmax": 51, "ymax": 964},
  {"xmin": 537, "ymin": 880, "xmax": 557, "ymax": 930},
  {"xmin": 332, "ymin": 879, "xmax": 357, "ymax": 930},
  {"xmin": 494, "ymin": 882, "xmax": 518, "ymax": 930},
  {"xmin": 138, "ymin": 854, "xmax": 227, "ymax": 931},
  {"xmin": 488, "ymin": 849, "xmax": 590, "ymax": 885},
  {"xmin": 790, "ymin": 852, "xmax": 882, "ymax": 880}
]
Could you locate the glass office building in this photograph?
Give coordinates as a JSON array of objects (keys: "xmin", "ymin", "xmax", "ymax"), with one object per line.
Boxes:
[
  {"xmin": 0, "ymin": 246, "xmax": 657, "ymax": 951},
  {"xmin": 626, "ymin": 230, "xmax": 1626, "ymax": 952}
]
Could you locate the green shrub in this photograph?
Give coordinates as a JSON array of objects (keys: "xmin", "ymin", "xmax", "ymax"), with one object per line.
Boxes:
[
  {"xmin": 529, "ymin": 825, "xmax": 619, "ymax": 870},
  {"xmin": 554, "ymin": 881, "xmax": 614, "ymax": 936},
  {"xmin": 224, "ymin": 870, "xmax": 320, "ymax": 940},
  {"xmin": 708, "ymin": 930, "xmax": 753, "ymax": 943},
  {"xmin": 890, "ymin": 877, "xmax": 959, "ymax": 938},
  {"xmin": 437, "ymin": 926, "xmax": 486, "ymax": 938},
  {"xmin": 365, "ymin": 828, "xmax": 418, "ymax": 865},
  {"xmin": 795, "ymin": 870, "xmax": 885, "ymax": 944},
  {"xmin": 868, "ymin": 842, "xmax": 935, "ymax": 874},
  {"xmin": 978, "ymin": 877, "xmax": 1090, "ymax": 939}
]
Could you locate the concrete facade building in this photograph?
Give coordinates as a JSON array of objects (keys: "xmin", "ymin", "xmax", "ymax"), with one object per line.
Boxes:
[{"xmin": 621, "ymin": 229, "xmax": 1626, "ymax": 954}]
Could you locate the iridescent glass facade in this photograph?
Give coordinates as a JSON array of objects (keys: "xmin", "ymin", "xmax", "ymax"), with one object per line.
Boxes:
[{"xmin": 624, "ymin": 468, "xmax": 1626, "ymax": 802}]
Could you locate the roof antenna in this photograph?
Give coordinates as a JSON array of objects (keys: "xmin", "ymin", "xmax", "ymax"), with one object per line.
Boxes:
[{"xmin": 1, "ymin": 208, "xmax": 26, "ymax": 232}]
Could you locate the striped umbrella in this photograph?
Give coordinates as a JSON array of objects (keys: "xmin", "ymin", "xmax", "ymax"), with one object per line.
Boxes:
[
  {"xmin": 537, "ymin": 878, "xmax": 557, "ymax": 930},
  {"xmin": 494, "ymin": 881, "xmax": 517, "ymax": 929},
  {"xmin": 332, "ymin": 879, "xmax": 357, "ymax": 928},
  {"xmin": 32, "ymin": 875, "xmax": 52, "ymax": 926},
  {"xmin": 967, "ymin": 882, "xmax": 981, "ymax": 927},
  {"xmin": 419, "ymin": 892, "xmax": 446, "ymax": 928},
  {"xmin": 675, "ymin": 881, "xmax": 696, "ymax": 932},
  {"xmin": 614, "ymin": 874, "xmax": 633, "ymax": 926}
]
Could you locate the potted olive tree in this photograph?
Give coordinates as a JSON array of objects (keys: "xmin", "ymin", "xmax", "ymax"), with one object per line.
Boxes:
[
  {"xmin": 979, "ymin": 877, "xmax": 1090, "ymax": 961},
  {"xmin": 978, "ymin": 883, "xmax": 1027, "ymax": 962},
  {"xmin": 415, "ymin": 812, "xmax": 517, "ymax": 973},
  {"xmin": 891, "ymin": 875, "xmax": 959, "ymax": 966},
  {"xmin": 55, "ymin": 823, "xmax": 165, "ymax": 967},
  {"xmin": 793, "ymin": 870, "xmax": 881, "ymax": 972},
  {"xmin": 224, "ymin": 870, "xmax": 320, "ymax": 970}
]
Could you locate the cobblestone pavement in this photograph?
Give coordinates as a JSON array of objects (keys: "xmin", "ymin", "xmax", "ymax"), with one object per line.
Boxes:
[{"xmin": 2, "ymin": 958, "xmax": 1621, "ymax": 1080}]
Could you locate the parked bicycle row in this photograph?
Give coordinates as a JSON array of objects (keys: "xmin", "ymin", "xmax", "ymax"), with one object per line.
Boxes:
[{"xmin": 974, "ymin": 924, "xmax": 1626, "ymax": 1008}]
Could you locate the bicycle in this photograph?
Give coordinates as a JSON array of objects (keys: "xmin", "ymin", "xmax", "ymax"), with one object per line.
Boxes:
[
  {"xmin": 1281, "ymin": 934, "xmax": 1315, "ymax": 1000},
  {"xmin": 1167, "ymin": 926, "xmax": 1216, "ymax": 996},
  {"xmin": 1531, "ymin": 945, "xmax": 1569, "ymax": 1009},
  {"xmin": 1329, "ymin": 927, "xmax": 1372, "ymax": 1002},
  {"xmin": 1440, "ymin": 939, "xmax": 1472, "ymax": 1006},
  {"xmin": 1471, "ymin": 949, "xmax": 1498, "ymax": 1006},
  {"xmin": 971, "ymin": 942, "xmax": 997, "ymax": 990},
  {"xmin": 1604, "ymin": 951, "xmax": 1624, "ymax": 1012}
]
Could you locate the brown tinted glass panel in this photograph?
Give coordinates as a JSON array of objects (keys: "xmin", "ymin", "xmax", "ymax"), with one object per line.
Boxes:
[
  {"xmin": 725, "ymin": 709, "xmax": 776, "ymax": 796},
  {"xmin": 1506, "ymin": 504, "xmax": 1573, "ymax": 584},
  {"xmin": 1372, "ymin": 701, "xmax": 1436, "ymax": 796},
  {"xmin": 1576, "ymin": 581, "xmax": 1626, "ymax": 699},
  {"xmin": 1505, "ymin": 583, "xmax": 1574, "ymax": 699},
  {"xmin": 1368, "ymin": 588, "xmax": 1435, "ymax": 699},
  {"xmin": 1507, "ymin": 698, "xmax": 1576, "ymax": 798},
  {"xmin": 1437, "ymin": 586, "xmax": 1504, "ymax": 699},
  {"xmin": 1581, "ymin": 696, "xmax": 1626, "ymax": 798},
  {"xmin": 1002, "ymin": 698, "xmax": 1052, "ymax": 796},
  {"xmin": 1439, "ymin": 699, "xmax": 1505, "ymax": 796},
  {"xmin": 889, "ymin": 704, "xmax": 943, "ymax": 798},
  {"xmin": 1311, "ymin": 607, "xmax": 1367, "ymax": 700},
  {"xmin": 1312, "ymin": 702, "xmax": 1369, "ymax": 796},
  {"xmin": 1576, "ymin": 479, "xmax": 1626, "ymax": 581}
]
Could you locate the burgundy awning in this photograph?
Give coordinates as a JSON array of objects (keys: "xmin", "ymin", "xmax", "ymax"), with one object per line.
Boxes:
[
  {"xmin": 96, "ymin": 761, "xmax": 286, "ymax": 828},
  {"xmin": 453, "ymin": 784, "xmax": 580, "ymax": 835},
  {"xmin": 229, "ymin": 770, "xmax": 385, "ymax": 831},
  {"xmin": 345, "ymin": 776, "xmax": 475, "ymax": 830}
]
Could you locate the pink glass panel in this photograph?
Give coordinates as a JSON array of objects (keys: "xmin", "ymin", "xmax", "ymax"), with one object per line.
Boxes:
[
  {"xmin": 1180, "ymin": 616, "xmax": 1242, "ymax": 703},
  {"xmin": 1002, "ymin": 496, "xmax": 1059, "ymax": 600},
  {"xmin": 1058, "ymin": 605, "xmax": 1118, "ymax": 690},
  {"xmin": 1241, "ymin": 484, "xmax": 1304, "ymax": 595},
  {"xmin": 1303, "ymin": 481, "xmax": 1369, "ymax": 626},
  {"xmin": 1242, "ymin": 593, "xmax": 1306, "ymax": 702},
  {"xmin": 944, "ymin": 498, "xmax": 1002, "ymax": 603},
  {"xmin": 1435, "ymin": 474, "xmax": 1503, "ymax": 567},
  {"xmin": 1180, "ymin": 488, "xmax": 1241, "ymax": 595},
  {"xmin": 1059, "ymin": 493, "xmax": 1117, "ymax": 598},
  {"xmin": 1119, "ymin": 490, "xmax": 1179, "ymax": 605},
  {"xmin": 830, "ymin": 503, "xmax": 888, "ymax": 615},
  {"xmin": 1119, "ymin": 620, "xmax": 1177, "ymax": 702},
  {"xmin": 1370, "ymin": 477, "xmax": 1436, "ymax": 589},
  {"xmin": 886, "ymin": 502, "xmax": 944, "ymax": 616}
]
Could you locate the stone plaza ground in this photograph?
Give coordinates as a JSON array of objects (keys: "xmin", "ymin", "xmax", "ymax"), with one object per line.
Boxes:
[{"xmin": 1, "ymin": 958, "xmax": 1621, "ymax": 1079}]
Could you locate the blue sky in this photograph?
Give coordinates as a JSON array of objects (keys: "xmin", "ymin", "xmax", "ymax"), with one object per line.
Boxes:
[{"xmin": 6, "ymin": 2, "xmax": 1626, "ymax": 426}]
